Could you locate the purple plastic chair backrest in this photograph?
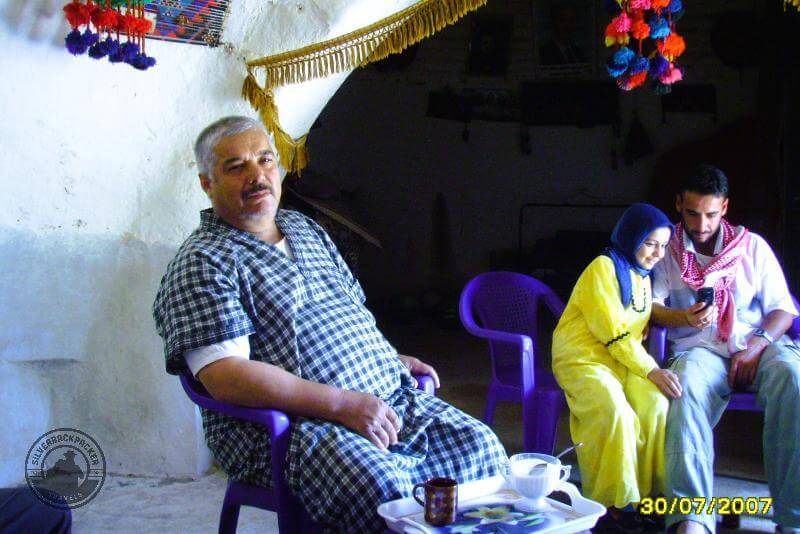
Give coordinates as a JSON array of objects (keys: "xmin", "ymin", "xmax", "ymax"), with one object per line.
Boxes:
[{"xmin": 461, "ymin": 272, "xmax": 565, "ymax": 376}]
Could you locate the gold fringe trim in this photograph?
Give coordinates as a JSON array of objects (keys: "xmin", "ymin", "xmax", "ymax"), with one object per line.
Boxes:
[
  {"xmin": 242, "ymin": 0, "xmax": 487, "ymax": 173},
  {"xmin": 242, "ymin": 71, "xmax": 308, "ymax": 175},
  {"xmin": 247, "ymin": 0, "xmax": 488, "ymax": 87}
]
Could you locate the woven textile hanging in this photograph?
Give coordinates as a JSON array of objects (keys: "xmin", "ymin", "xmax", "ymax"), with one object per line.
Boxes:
[{"xmin": 241, "ymin": 0, "xmax": 488, "ymax": 174}]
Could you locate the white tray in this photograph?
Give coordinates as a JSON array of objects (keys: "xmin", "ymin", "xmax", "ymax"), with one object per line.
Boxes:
[{"xmin": 378, "ymin": 475, "xmax": 605, "ymax": 534}]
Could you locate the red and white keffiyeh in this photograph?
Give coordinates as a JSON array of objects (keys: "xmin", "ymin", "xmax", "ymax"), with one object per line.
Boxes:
[{"xmin": 670, "ymin": 219, "xmax": 750, "ymax": 341}]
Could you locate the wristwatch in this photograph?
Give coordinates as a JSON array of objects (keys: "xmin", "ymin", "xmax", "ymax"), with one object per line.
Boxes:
[{"xmin": 753, "ymin": 328, "xmax": 775, "ymax": 344}]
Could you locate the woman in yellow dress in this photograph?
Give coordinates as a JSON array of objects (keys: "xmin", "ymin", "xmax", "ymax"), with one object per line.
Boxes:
[{"xmin": 552, "ymin": 203, "xmax": 682, "ymax": 530}]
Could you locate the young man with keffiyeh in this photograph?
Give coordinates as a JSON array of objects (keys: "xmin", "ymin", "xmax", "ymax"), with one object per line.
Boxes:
[
  {"xmin": 651, "ymin": 165, "xmax": 800, "ymax": 534},
  {"xmin": 152, "ymin": 116, "xmax": 506, "ymax": 532}
]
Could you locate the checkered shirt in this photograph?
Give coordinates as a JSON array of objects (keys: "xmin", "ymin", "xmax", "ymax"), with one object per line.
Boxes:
[{"xmin": 153, "ymin": 209, "xmax": 506, "ymax": 532}]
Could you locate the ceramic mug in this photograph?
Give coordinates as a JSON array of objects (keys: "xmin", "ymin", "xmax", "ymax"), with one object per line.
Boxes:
[
  {"xmin": 412, "ymin": 477, "xmax": 458, "ymax": 526},
  {"xmin": 502, "ymin": 453, "xmax": 571, "ymax": 512}
]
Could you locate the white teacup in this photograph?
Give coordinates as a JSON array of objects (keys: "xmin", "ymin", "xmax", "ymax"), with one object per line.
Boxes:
[{"xmin": 502, "ymin": 453, "xmax": 571, "ymax": 512}]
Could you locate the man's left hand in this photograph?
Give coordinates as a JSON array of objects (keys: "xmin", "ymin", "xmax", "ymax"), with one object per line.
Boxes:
[
  {"xmin": 398, "ymin": 355, "xmax": 441, "ymax": 389},
  {"xmin": 728, "ymin": 339, "xmax": 767, "ymax": 389}
]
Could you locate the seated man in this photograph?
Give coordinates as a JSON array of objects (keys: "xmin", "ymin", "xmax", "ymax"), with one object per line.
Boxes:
[
  {"xmin": 651, "ymin": 165, "xmax": 800, "ymax": 534},
  {"xmin": 152, "ymin": 116, "xmax": 506, "ymax": 532}
]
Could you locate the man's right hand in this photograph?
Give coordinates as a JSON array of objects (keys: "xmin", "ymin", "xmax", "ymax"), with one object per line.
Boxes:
[
  {"xmin": 333, "ymin": 390, "xmax": 402, "ymax": 451},
  {"xmin": 683, "ymin": 301, "xmax": 714, "ymax": 329}
]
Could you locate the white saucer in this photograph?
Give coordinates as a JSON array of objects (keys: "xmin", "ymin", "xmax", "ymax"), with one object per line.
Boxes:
[{"xmin": 514, "ymin": 497, "xmax": 555, "ymax": 513}]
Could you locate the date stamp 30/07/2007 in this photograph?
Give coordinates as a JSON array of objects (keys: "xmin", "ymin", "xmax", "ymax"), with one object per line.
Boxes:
[{"xmin": 639, "ymin": 497, "xmax": 773, "ymax": 516}]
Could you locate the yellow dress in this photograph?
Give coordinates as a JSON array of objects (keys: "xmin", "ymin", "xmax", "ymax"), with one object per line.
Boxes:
[{"xmin": 552, "ymin": 256, "xmax": 667, "ymax": 508}]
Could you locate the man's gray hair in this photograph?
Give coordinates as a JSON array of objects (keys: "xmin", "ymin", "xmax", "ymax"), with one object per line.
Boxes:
[{"xmin": 194, "ymin": 116, "xmax": 269, "ymax": 176}]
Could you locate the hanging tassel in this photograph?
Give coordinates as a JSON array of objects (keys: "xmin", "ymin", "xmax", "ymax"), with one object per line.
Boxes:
[
  {"xmin": 65, "ymin": 28, "xmax": 86, "ymax": 54},
  {"xmin": 659, "ymin": 62, "xmax": 683, "ymax": 84},
  {"xmin": 81, "ymin": 27, "xmax": 99, "ymax": 48},
  {"xmin": 631, "ymin": 18, "xmax": 651, "ymax": 40},
  {"xmin": 605, "ymin": 28, "xmax": 631, "ymax": 46},
  {"xmin": 242, "ymin": 72, "xmax": 269, "ymax": 112},
  {"xmin": 648, "ymin": 53, "xmax": 670, "ymax": 77},
  {"xmin": 610, "ymin": 11, "xmax": 633, "ymax": 32},
  {"xmin": 607, "ymin": 57, "xmax": 629, "ymax": 78},
  {"xmin": 607, "ymin": 46, "xmax": 636, "ymax": 77},
  {"xmin": 63, "ymin": 1, "xmax": 91, "ymax": 28},
  {"xmin": 91, "ymin": 6, "xmax": 118, "ymax": 31},
  {"xmin": 88, "ymin": 39, "xmax": 108, "ymax": 58},
  {"xmin": 108, "ymin": 42, "xmax": 125, "ymax": 62},
  {"xmin": 648, "ymin": 14, "xmax": 671, "ymax": 38},
  {"xmin": 130, "ymin": 53, "xmax": 156, "ymax": 70},
  {"xmin": 629, "ymin": 54, "xmax": 649, "ymax": 74},
  {"xmin": 120, "ymin": 41, "xmax": 140, "ymax": 63},
  {"xmin": 666, "ymin": 0, "xmax": 683, "ymax": 13},
  {"xmin": 658, "ymin": 32, "xmax": 686, "ymax": 61},
  {"xmin": 602, "ymin": 0, "xmax": 685, "ymax": 92},
  {"xmin": 618, "ymin": 71, "xmax": 648, "ymax": 90},
  {"xmin": 651, "ymin": 0, "xmax": 671, "ymax": 12}
]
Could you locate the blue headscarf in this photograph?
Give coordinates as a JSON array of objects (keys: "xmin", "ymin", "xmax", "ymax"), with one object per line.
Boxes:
[{"xmin": 603, "ymin": 203, "xmax": 674, "ymax": 307}]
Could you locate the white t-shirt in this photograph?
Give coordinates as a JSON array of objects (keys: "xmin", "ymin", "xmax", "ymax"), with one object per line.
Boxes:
[
  {"xmin": 652, "ymin": 228, "xmax": 798, "ymax": 357},
  {"xmin": 184, "ymin": 237, "xmax": 294, "ymax": 376}
]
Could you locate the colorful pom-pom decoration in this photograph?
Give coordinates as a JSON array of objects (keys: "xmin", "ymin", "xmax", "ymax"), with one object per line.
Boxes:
[
  {"xmin": 652, "ymin": 0, "xmax": 671, "ymax": 11},
  {"xmin": 666, "ymin": 0, "xmax": 683, "ymax": 13},
  {"xmin": 603, "ymin": 0, "xmax": 686, "ymax": 92},
  {"xmin": 648, "ymin": 15, "xmax": 671, "ymax": 38},
  {"xmin": 618, "ymin": 70, "xmax": 648, "ymax": 91},
  {"xmin": 631, "ymin": 19, "xmax": 651, "ymax": 40},
  {"xmin": 785, "ymin": 0, "xmax": 800, "ymax": 12},
  {"xmin": 659, "ymin": 62, "xmax": 683, "ymax": 84},
  {"xmin": 65, "ymin": 28, "xmax": 87, "ymax": 55},
  {"xmin": 61, "ymin": 0, "xmax": 156, "ymax": 70},
  {"xmin": 648, "ymin": 53, "xmax": 670, "ymax": 77},
  {"xmin": 629, "ymin": 0, "xmax": 652, "ymax": 10},
  {"xmin": 629, "ymin": 55, "xmax": 650, "ymax": 74},
  {"xmin": 607, "ymin": 46, "xmax": 636, "ymax": 78},
  {"xmin": 658, "ymin": 32, "xmax": 686, "ymax": 61}
]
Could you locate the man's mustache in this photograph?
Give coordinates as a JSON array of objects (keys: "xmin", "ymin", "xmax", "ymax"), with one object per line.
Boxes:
[{"xmin": 244, "ymin": 183, "xmax": 271, "ymax": 197}]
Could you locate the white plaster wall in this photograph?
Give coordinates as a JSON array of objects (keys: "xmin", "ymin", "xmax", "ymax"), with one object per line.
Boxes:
[
  {"xmin": 0, "ymin": 0, "xmax": 421, "ymax": 485},
  {"xmin": 0, "ymin": 2, "xmax": 244, "ymax": 485}
]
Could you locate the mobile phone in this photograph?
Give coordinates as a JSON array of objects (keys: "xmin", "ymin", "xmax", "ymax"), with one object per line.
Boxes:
[{"xmin": 697, "ymin": 287, "xmax": 715, "ymax": 308}]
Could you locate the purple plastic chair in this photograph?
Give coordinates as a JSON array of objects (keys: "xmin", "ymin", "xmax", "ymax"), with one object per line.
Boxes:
[
  {"xmin": 459, "ymin": 271, "xmax": 567, "ymax": 454},
  {"xmin": 648, "ymin": 295, "xmax": 800, "ymax": 412},
  {"xmin": 179, "ymin": 371, "xmax": 435, "ymax": 534}
]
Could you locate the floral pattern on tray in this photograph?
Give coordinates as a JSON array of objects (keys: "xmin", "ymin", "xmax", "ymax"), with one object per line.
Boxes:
[{"xmin": 409, "ymin": 503, "xmax": 572, "ymax": 533}]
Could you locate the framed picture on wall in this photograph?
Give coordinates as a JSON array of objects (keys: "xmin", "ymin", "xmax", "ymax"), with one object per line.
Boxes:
[
  {"xmin": 533, "ymin": 0, "xmax": 596, "ymax": 79},
  {"xmin": 467, "ymin": 14, "xmax": 514, "ymax": 76}
]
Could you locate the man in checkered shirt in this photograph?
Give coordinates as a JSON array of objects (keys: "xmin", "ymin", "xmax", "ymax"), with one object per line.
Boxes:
[{"xmin": 153, "ymin": 116, "xmax": 506, "ymax": 532}]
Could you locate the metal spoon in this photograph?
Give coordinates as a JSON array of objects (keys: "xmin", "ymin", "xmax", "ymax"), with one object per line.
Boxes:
[
  {"xmin": 528, "ymin": 442, "xmax": 584, "ymax": 474},
  {"xmin": 554, "ymin": 441, "xmax": 583, "ymax": 460}
]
